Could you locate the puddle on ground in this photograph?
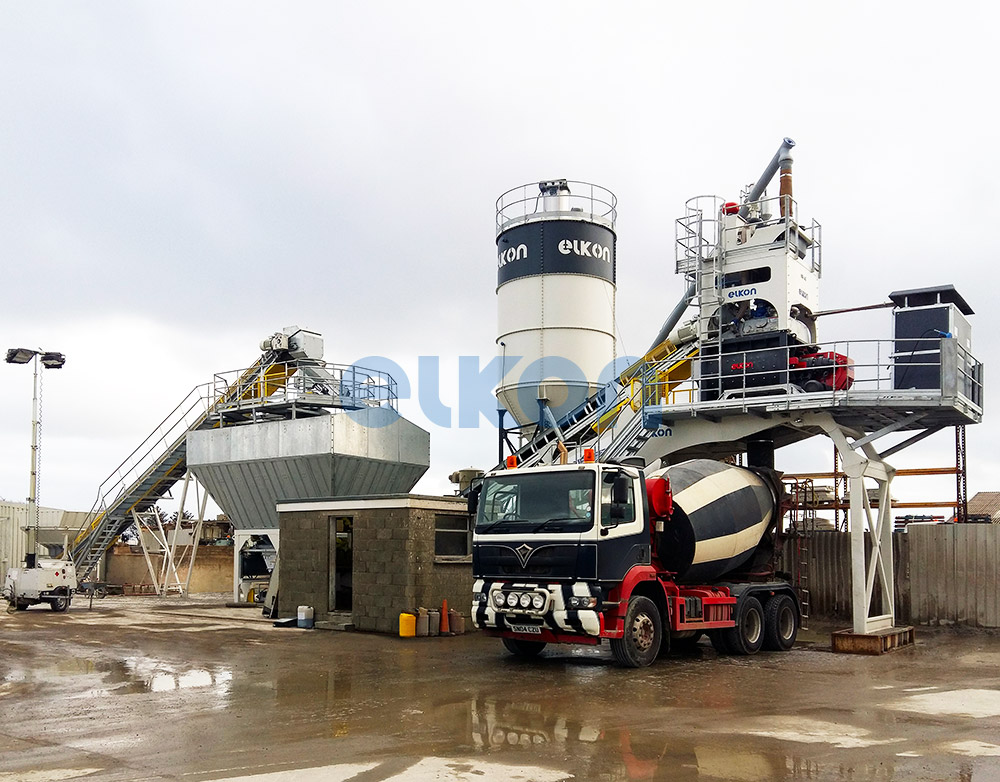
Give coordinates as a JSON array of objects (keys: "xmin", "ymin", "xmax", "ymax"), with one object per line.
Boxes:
[
  {"xmin": 0, "ymin": 770, "xmax": 102, "ymax": 782},
  {"xmin": 950, "ymin": 741, "xmax": 1000, "ymax": 757},
  {"xmin": 732, "ymin": 716, "xmax": 902, "ymax": 749},
  {"xmin": 893, "ymin": 689, "xmax": 1000, "ymax": 718},
  {"xmin": 210, "ymin": 758, "xmax": 569, "ymax": 782}
]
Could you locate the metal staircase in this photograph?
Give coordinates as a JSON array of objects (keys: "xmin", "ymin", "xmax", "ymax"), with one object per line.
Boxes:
[
  {"xmin": 70, "ymin": 350, "xmax": 294, "ymax": 580},
  {"xmin": 498, "ymin": 341, "xmax": 701, "ymax": 471}
]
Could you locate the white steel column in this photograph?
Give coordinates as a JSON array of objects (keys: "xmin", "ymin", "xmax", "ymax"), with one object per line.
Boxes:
[
  {"xmin": 805, "ymin": 413, "xmax": 896, "ymax": 634},
  {"xmin": 133, "ymin": 509, "xmax": 162, "ymax": 596},
  {"xmin": 183, "ymin": 481, "xmax": 210, "ymax": 596}
]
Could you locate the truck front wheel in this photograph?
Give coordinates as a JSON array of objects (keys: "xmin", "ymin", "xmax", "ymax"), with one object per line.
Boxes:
[
  {"xmin": 763, "ymin": 594, "xmax": 799, "ymax": 651},
  {"xmin": 611, "ymin": 596, "xmax": 662, "ymax": 667},
  {"xmin": 722, "ymin": 595, "xmax": 764, "ymax": 655},
  {"xmin": 502, "ymin": 637, "xmax": 546, "ymax": 657}
]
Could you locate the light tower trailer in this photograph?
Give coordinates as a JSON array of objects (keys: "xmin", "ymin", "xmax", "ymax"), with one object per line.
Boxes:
[
  {"xmin": 470, "ymin": 457, "xmax": 800, "ymax": 667},
  {"xmin": 3, "ymin": 558, "xmax": 76, "ymax": 612}
]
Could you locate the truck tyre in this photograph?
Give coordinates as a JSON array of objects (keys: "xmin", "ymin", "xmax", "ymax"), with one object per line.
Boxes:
[
  {"xmin": 722, "ymin": 595, "xmax": 764, "ymax": 655},
  {"xmin": 14, "ymin": 601, "xmax": 29, "ymax": 611},
  {"xmin": 502, "ymin": 637, "xmax": 546, "ymax": 657},
  {"xmin": 671, "ymin": 631, "xmax": 702, "ymax": 651},
  {"xmin": 49, "ymin": 595, "xmax": 70, "ymax": 613},
  {"xmin": 611, "ymin": 596, "xmax": 662, "ymax": 668},
  {"xmin": 708, "ymin": 629, "xmax": 731, "ymax": 655},
  {"xmin": 763, "ymin": 594, "xmax": 799, "ymax": 651}
]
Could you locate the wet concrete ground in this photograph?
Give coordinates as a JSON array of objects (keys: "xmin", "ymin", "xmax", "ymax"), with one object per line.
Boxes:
[{"xmin": 1, "ymin": 595, "xmax": 999, "ymax": 782}]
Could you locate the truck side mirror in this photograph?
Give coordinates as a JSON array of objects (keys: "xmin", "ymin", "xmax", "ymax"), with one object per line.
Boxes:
[{"xmin": 468, "ymin": 484, "xmax": 482, "ymax": 517}]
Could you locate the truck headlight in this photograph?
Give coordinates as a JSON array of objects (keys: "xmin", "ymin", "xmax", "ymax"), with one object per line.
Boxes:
[
  {"xmin": 531, "ymin": 593, "xmax": 545, "ymax": 610},
  {"xmin": 506, "ymin": 592, "xmax": 519, "ymax": 608},
  {"xmin": 569, "ymin": 596, "xmax": 598, "ymax": 609},
  {"xmin": 473, "ymin": 592, "xmax": 487, "ymax": 603},
  {"xmin": 492, "ymin": 592, "xmax": 506, "ymax": 608},
  {"xmin": 519, "ymin": 593, "xmax": 532, "ymax": 609}
]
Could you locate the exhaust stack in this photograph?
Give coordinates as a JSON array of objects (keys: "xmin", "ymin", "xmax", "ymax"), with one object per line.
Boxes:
[{"xmin": 740, "ymin": 137, "xmax": 795, "ymax": 219}]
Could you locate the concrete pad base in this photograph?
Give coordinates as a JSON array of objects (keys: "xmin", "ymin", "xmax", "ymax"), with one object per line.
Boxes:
[{"xmin": 832, "ymin": 625, "xmax": 915, "ymax": 654}]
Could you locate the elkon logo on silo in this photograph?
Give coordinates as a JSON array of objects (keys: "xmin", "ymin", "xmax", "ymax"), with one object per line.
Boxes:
[
  {"xmin": 558, "ymin": 239, "xmax": 612, "ymax": 262},
  {"xmin": 498, "ymin": 244, "xmax": 527, "ymax": 267}
]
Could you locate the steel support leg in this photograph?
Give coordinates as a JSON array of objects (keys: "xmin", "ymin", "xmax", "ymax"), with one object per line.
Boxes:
[{"xmin": 803, "ymin": 413, "xmax": 896, "ymax": 634}]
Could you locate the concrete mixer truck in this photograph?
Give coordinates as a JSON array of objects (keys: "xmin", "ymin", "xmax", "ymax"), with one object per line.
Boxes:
[{"xmin": 469, "ymin": 457, "xmax": 799, "ymax": 667}]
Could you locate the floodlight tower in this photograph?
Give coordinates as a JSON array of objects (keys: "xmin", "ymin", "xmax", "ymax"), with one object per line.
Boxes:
[{"xmin": 5, "ymin": 347, "xmax": 66, "ymax": 568}]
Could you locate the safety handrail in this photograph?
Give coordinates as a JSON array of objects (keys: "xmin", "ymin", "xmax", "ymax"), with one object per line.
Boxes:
[
  {"xmin": 496, "ymin": 180, "xmax": 617, "ymax": 234},
  {"xmin": 640, "ymin": 338, "xmax": 983, "ymax": 410}
]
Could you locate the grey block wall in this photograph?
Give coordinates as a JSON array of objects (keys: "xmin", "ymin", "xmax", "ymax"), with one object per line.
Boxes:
[{"xmin": 278, "ymin": 510, "xmax": 331, "ymax": 616}]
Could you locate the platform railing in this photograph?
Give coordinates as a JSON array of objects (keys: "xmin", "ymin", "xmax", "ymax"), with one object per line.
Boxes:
[
  {"xmin": 496, "ymin": 180, "xmax": 617, "ymax": 234},
  {"xmin": 675, "ymin": 194, "xmax": 822, "ymax": 277},
  {"xmin": 210, "ymin": 360, "xmax": 398, "ymax": 415},
  {"xmin": 641, "ymin": 338, "xmax": 983, "ymax": 414}
]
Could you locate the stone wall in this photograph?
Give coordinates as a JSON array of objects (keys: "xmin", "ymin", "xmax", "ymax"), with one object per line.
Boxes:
[
  {"xmin": 278, "ymin": 496, "xmax": 472, "ymax": 634},
  {"xmin": 105, "ymin": 545, "xmax": 234, "ymax": 593}
]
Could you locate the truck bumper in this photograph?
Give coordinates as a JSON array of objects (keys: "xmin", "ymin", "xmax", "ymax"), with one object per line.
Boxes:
[{"xmin": 471, "ymin": 579, "xmax": 603, "ymax": 637}]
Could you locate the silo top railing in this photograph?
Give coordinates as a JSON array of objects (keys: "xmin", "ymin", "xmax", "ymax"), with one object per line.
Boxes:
[{"xmin": 496, "ymin": 180, "xmax": 617, "ymax": 235}]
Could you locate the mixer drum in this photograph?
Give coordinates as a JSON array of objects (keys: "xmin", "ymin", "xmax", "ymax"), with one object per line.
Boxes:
[{"xmin": 649, "ymin": 459, "xmax": 777, "ymax": 583}]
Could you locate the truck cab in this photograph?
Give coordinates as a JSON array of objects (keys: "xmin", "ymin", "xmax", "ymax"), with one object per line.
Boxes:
[{"xmin": 472, "ymin": 463, "xmax": 647, "ymax": 637}]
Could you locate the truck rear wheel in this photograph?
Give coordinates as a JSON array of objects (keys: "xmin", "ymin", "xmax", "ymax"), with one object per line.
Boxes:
[
  {"xmin": 14, "ymin": 601, "xmax": 29, "ymax": 611},
  {"xmin": 611, "ymin": 596, "xmax": 662, "ymax": 668},
  {"xmin": 502, "ymin": 637, "xmax": 546, "ymax": 657},
  {"xmin": 722, "ymin": 595, "xmax": 764, "ymax": 655},
  {"xmin": 708, "ymin": 630, "xmax": 731, "ymax": 654},
  {"xmin": 763, "ymin": 594, "xmax": 799, "ymax": 651}
]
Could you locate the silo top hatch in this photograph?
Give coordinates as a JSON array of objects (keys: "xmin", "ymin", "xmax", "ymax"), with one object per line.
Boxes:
[{"xmin": 495, "ymin": 179, "xmax": 617, "ymax": 236}]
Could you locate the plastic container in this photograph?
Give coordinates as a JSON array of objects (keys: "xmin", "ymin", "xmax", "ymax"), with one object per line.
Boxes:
[
  {"xmin": 416, "ymin": 612, "xmax": 429, "ymax": 637},
  {"xmin": 449, "ymin": 609, "xmax": 464, "ymax": 635},
  {"xmin": 399, "ymin": 612, "xmax": 416, "ymax": 638},
  {"xmin": 297, "ymin": 605, "xmax": 314, "ymax": 629},
  {"xmin": 428, "ymin": 610, "xmax": 440, "ymax": 637}
]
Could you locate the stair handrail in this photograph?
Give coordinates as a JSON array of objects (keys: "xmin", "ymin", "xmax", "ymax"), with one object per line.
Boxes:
[{"xmin": 74, "ymin": 381, "xmax": 217, "ymax": 546}]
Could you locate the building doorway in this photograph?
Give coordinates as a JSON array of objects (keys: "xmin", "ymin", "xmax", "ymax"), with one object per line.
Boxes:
[{"xmin": 329, "ymin": 516, "xmax": 353, "ymax": 611}]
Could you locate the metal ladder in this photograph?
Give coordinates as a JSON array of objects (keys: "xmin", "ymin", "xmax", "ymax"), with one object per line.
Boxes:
[{"xmin": 782, "ymin": 478, "xmax": 815, "ymax": 630}]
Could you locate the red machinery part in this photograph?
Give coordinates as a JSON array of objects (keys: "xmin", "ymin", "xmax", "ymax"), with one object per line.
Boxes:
[{"xmin": 646, "ymin": 476, "xmax": 672, "ymax": 519}]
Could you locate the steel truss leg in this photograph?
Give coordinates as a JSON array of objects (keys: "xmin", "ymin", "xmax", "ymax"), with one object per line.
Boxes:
[{"xmin": 803, "ymin": 413, "xmax": 896, "ymax": 634}]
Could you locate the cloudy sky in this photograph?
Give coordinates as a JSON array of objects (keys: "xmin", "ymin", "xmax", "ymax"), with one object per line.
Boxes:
[{"xmin": 1, "ymin": 2, "xmax": 996, "ymax": 519}]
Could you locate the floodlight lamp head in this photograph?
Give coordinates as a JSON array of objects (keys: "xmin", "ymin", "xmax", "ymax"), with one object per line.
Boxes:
[
  {"xmin": 5, "ymin": 348, "xmax": 36, "ymax": 365},
  {"xmin": 40, "ymin": 352, "xmax": 66, "ymax": 369}
]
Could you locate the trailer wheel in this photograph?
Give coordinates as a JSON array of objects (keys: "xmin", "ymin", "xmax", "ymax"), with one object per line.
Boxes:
[
  {"xmin": 49, "ymin": 595, "xmax": 70, "ymax": 613},
  {"xmin": 763, "ymin": 594, "xmax": 799, "ymax": 651},
  {"xmin": 611, "ymin": 596, "xmax": 662, "ymax": 668},
  {"xmin": 502, "ymin": 637, "xmax": 546, "ymax": 657},
  {"xmin": 14, "ymin": 601, "xmax": 29, "ymax": 612},
  {"xmin": 722, "ymin": 595, "xmax": 764, "ymax": 655}
]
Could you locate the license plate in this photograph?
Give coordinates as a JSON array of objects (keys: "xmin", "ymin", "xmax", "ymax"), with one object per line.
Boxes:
[{"xmin": 508, "ymin": 623, "xmax": 541, "ymax": 635}]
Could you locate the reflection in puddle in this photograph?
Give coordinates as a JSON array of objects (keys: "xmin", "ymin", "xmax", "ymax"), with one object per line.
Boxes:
[
  {"xmin": 113, "ymin": 656, "xmax": 233, "ymax": 695},
  {"xmin": 468, "ymin": 696, "xmax": 803, "ymax": 781}
]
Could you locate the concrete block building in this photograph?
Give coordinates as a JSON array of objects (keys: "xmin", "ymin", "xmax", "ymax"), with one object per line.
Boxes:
[{"xmin": 276, "ymin": 494, "xmax": 472, "ymax": 634}]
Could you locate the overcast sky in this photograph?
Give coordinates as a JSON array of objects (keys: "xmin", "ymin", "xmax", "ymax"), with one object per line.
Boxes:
[{"xmin": 1, "ymin": 2, "xmax": 996, "ymax": 519}]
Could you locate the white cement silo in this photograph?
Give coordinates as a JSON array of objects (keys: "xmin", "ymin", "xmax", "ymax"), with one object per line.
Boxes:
[{"xmin": 495, "ymin": 179, "xmax": 617, "ymax": 428}]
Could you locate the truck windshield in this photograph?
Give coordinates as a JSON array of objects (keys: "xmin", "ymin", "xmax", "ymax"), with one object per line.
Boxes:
[{"xmin": 475, "ymin": 471, "xmax": 596, "ymax": 534}]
